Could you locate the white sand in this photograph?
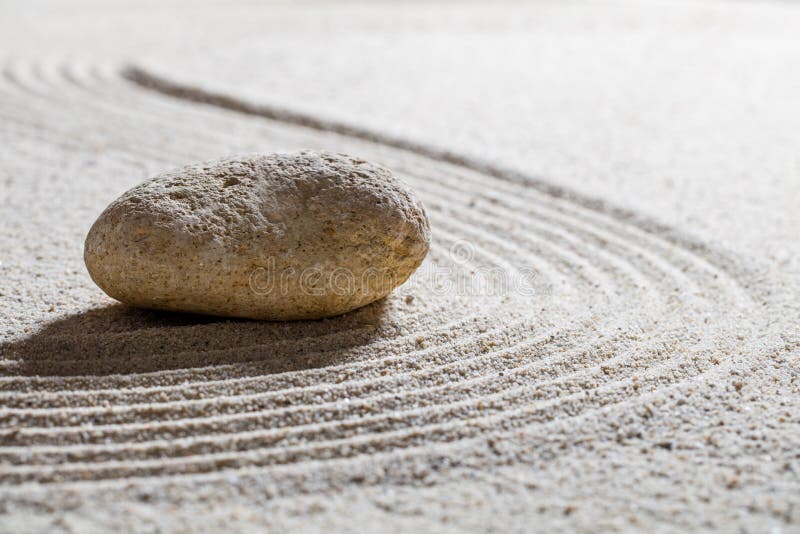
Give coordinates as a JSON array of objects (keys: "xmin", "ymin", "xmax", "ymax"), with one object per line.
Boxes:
[{"xmin": 1, "ymin": 1, "xmax": 798, "ymax": 532}]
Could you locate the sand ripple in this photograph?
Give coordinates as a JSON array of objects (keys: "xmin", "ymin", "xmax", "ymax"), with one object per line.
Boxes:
[{"xmin": 0, "ymin": 59, "xmax": 767, "ymax": 490}]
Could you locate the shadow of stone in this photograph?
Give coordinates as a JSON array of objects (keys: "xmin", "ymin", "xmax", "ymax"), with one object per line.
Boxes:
[{"xmin": 2, "ymin": 300, "xmax": 390, "ymax": 377}]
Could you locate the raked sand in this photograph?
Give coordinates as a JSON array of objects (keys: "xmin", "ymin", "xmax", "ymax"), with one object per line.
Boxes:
[{"xmin": 1, "ymin": 1, "xmax": 799, "ymax": 532}]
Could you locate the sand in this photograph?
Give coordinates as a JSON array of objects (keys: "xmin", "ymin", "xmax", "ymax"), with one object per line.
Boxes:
[{"xmin": 1, "ymin": 1, "xmax": 798, "ymax": 532}]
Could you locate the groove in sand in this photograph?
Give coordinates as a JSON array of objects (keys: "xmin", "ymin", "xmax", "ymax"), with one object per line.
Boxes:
[{"xmin": 0, "ymin": 60, "xmax": 766, "ymax": 490}]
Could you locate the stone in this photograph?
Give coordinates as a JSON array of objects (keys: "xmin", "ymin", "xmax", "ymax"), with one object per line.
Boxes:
[{"xmin": 84, "ymin": 151, "xmax": 430, "ymax": 320}]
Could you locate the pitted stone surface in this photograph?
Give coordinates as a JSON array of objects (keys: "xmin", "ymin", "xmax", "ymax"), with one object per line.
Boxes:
[{"xmin": 84, "ymin": 151, "xmax": 430, "ymax": 319}]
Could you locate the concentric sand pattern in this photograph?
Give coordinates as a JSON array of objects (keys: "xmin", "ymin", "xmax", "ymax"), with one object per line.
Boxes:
[{"xmin": 0, "ymin": 60, "xmax": 769, "ymax": 498}]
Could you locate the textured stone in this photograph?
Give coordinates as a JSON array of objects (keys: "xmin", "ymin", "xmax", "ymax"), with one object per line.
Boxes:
[{"xmin": 84, "ymin": 151, "xmax": 430, "ymax": 320}]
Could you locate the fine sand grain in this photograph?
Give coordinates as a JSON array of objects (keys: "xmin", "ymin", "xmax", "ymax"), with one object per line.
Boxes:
[{"xmin": 1, "ymin": 1, "xmax": 799, "ymax": 532}]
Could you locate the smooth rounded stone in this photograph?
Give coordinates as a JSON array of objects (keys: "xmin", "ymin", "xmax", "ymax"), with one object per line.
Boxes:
[{"xmin": 84, "ymin": 151, "xmax": 430, "ymax": 320}]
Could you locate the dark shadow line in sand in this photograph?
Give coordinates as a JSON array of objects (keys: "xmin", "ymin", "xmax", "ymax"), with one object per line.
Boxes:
[
  {"xmin": 122, "ymin": 65, "xmax": 759, "ymax": 291},
  {"xmin": 1, "ymin": 300, "xmax": 389, "ymax": 377}
]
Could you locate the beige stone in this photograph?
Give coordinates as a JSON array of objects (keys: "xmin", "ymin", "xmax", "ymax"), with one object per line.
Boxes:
[{"xmin": 84, "ymin": 151, "xmax": 430, "ymax": 320}]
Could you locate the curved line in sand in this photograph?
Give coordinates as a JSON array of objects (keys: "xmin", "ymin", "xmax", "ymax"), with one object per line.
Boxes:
[{"xmin": 0, "ymin": 59, "xmax": 769, "ymax": 487}]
